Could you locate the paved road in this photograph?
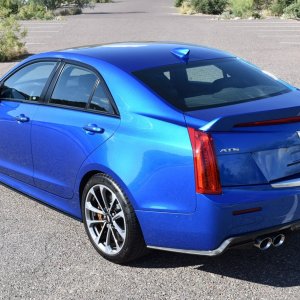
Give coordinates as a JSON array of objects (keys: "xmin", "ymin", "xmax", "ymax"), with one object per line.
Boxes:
[{"xmin": 1, "ymin": 1, "xmax": 300, "ymax": 299}]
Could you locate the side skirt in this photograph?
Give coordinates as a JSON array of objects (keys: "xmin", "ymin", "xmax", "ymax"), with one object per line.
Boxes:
[{"xmin": 0, "ymin": 172, "xmax": 82, "ymax": 220}]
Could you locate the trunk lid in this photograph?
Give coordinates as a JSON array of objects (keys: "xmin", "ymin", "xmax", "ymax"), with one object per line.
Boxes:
[{"xmin": 185, "ymin": 90, "xmax": 300, "ymax": 187}]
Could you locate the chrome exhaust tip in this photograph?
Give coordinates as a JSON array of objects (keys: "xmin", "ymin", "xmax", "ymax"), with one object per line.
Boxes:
[
  {"xmin": 272, "ymin": 234, "xmax": 285, "ymax": 247},
  {"xmin": 254, "ymin": 237, "xmax": 272, "ymax": 250}
]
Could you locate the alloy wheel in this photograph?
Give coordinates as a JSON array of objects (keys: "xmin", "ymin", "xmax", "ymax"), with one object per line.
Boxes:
[{"xmin": 85, "ymin": 184, "xmax": 126, "ymax": 255}]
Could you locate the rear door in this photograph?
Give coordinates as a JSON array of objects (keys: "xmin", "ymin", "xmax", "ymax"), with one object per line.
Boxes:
[
  {"xmin": 31, "ymin": 62, "xmax": 120, "ymax": 199},
  {"xmin": 0, "ymin": 61, "xmax": 57, "ymax": 185}
]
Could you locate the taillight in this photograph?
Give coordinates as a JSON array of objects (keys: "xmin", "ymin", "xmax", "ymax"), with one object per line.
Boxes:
[{"xmin": 188, "ymin": 127, "xmax": 222, "ymax": 194}]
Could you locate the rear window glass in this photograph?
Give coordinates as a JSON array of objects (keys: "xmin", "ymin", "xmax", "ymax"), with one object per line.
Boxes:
[{"xmin": 133, "ymin": 58, "xmax": 291, "ymax": 111}]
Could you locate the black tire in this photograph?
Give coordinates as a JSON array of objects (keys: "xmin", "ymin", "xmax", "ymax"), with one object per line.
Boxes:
[{"xmin": 81, "ymin": 173, "xmax": 147, "ymax": 264}]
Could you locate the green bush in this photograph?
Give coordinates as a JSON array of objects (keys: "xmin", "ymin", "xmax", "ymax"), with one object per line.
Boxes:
[
  {"xmin": 0, "ymin": 0, "xmax": 21, "ymax": 14},
  {"xmin": 31, "ymin": 0, "xmax": 94, "ymax": 10},
  {"xmin": 230, "ymin": 0, "xmax": 253, "ymax": 17},
  {"xmin": 54, "ymin": 6, "xmax": 82, "ymax": 16},
  {"xmin": 175, "ymin": 0, "xmax": 185, "ymax": 7},
  {"xmin": 179, "ymin": 0, "xmax": 194, "ymax": 14},
  {"xmin": 0, "ymin": 16, "xmax": 27, "ymax": 62},
  {"xmin": 30, "ymin": 0, "xmax": 66, "ymax": 10},
  {"xmin": 17, "ymin": 3, "xmax": 53, "ymax": 20},
  {"xmin": 253, "ymin": 0, "xmax": 272, "ymax": 10},
  {"xmin": 0, "ymin": 7, "xmax": 12, "ymax": 18},
  {"xmin": 1, "ymin": 0, "xmax": 97, "ymax": 16},
  {"xmin": 284, "ymin": 0, "xmax": 300, "ymax": 18},
  {"xmin": 270, "ymin": 0, "xmax": 294, "ymax": 16},
  {"xmin": 178, "ymin": 0, "xmax": 300, "ymax": 17},
  {"xmin": 191, "ymin": 0, "xmax": 228, "ymax": 14},
  {"xmin": 72, "ymin": 0, "xmax": 94, "ymax": 8}
]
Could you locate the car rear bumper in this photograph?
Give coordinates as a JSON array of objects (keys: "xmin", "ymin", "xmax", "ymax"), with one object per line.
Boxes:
[
  {"xmin": 136, "ymin": 185, "xmax": 300, "ymax": 253},
  {"xmin": 147, "ymin": 220, "xmax": 300, "ymax": 256}
]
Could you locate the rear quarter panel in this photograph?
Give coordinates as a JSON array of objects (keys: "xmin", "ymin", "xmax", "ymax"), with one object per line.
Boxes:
[{"xmin": 76, "ymin": 60, "xmax": 197, "ymax": 213}]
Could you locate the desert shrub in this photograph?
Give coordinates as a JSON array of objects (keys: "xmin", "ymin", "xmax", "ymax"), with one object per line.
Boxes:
[
  {"xmin": 95, "ymin": 0, "xmax": 111, "ymax": 2},
  {"xmin": 284, "ymin": 0, "xmax": 300, "ymax": 18},
  {"xmin": 70, "ymin": 0, "xmax": 94, "ymax": 8},
  {"xmin": 30, "ymin": 0, "xmax": 66, "ymax": 10},
  {"xmin": 32, "ymin": 0, "xmax": 94, "ymax": 10},
  {"xmin": 191, "ymin": 0, "xmax": 228, "ymax": 14},
  {"xmin": 17, "ymin": 3, "xmax": 53, "ymax": 19},
  {"xmin": 179, "ymin": 0, "xmax": 299, "ymax": 16},
  {"xmin": 0, "ymin": 0, "xmax": 21, "ymax": 14},
  {"xmin": 175, "ymin": 0, "xmax": 185, "ymax": 7},
  {"xmin": 0, "ymin": 16, "xmax": 27, "ymax": 62},
  {"xmin": 0, "ymin": 7, "xmax": 12, "ymax": 18},
  {"xmin": 180, "ymin": 0, "xmax": 195, "ymax": 14},
  {"xmin": 270, "ymin": 0, "xmax": 294, "ymax": 16},
  {"xmin": 54, "ymin": 6, "xmax": 82, "ymax": 15},
  {"xmin": 252, "ymin": 0, "xmax": 273, "ymax": 10},
  {"xmin": 230, "ymin": 0, "xmax": 254, "ymax": 17}
]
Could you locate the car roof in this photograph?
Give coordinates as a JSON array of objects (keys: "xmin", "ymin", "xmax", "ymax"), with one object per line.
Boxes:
[{"xmin": 38, "ymin": 42, "xmax": 234, "ymax": 73}]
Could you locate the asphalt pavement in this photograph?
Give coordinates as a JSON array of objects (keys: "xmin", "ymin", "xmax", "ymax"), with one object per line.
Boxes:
[{"xmin": 1, "ymin": 1, "xmax": 300, "ymax": 299}]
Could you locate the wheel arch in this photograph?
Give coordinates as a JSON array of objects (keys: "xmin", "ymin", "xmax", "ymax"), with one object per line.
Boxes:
[
  {"xmin": 79, "ymin": 170, "xmax": 101, "ymax": 203},
  {"xmin": 77, "ymin": 165, "xmax": 138, "ymax": 210},
  {"xmin": 78, "ymin": 167, "xmax": 148, "ymax": 250}
]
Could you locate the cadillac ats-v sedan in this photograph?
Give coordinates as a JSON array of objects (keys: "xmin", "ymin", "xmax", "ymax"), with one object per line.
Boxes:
[{"xmin": 1, "ymin": 42, "xmax": 300, "ymax": 264}]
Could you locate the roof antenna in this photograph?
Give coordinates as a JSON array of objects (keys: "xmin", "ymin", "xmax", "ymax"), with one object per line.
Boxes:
[{"xmin": 171, "ymin": 48, "xmax": 190, "ymax": 63}]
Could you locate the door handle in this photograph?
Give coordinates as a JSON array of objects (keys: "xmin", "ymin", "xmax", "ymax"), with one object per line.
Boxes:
[
  {"xmin": 83, "ymin": 124, "xmax": 104, "ymax": 134},
  {"xmin": 15, "ymin": 114, "xmax": 29, "ymax": 123}
]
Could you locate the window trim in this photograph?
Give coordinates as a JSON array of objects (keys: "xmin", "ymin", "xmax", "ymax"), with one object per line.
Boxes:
[
  {"xmin": 0, "ymin": 58, "xmax": 120, "ymax": 118},
  {"xmin": 44, "ymin": 59, "xmax": 120, "ymax": 117},
  {"xmin": 0, "ymin": 58, "xmax": 61, "ymax": 105}
]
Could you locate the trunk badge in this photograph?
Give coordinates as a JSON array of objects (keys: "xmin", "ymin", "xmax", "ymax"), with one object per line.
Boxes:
[{"xmin": 220, "ymin": 148, "xmax": 240, "ymax": 153}]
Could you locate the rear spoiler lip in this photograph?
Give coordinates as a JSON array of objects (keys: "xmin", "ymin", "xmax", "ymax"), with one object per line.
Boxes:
[{"xmin": 193, "ymin": 106, "xmax": 300, "ymax": 132}]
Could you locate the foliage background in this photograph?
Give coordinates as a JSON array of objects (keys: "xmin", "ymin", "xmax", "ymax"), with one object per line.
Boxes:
[
  {"xmin": 0, "ymin": 0, "xmax": 111, "ymax": 61},
  {"xmin": 177, "ymin": 0, "xmax": 300, "ymax": 18}
]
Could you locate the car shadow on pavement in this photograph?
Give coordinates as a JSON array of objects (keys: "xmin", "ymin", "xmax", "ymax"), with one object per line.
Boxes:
[{"xmin": 130, "ymin": 233, "xmax": 300, "ymax": 287}]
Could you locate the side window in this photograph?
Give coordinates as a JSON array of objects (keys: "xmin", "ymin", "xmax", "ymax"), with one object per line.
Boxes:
[
  {"xmin": 50, "ymin": 64, "xmax": 98, "ymax": 109},
  {"xmin": 0, "ymin": 61, "xmax": 56, "ymax": 102},
  {"xmin": 187, "ymin": 65, "xmax": 223, "ymax": 83},
  {"xmin": 89, "ymin": 83, "xmax": 114, "ymax": 114}
]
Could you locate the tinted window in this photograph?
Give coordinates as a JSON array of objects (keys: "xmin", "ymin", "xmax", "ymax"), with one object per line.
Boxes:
[
  {"xmin": 133, "ymin": 58, "xmax": 291, "ymax": 111},
  {"xmin": 50, "ymin": 64, "xmax": 98, "ymax": 108},
  {"xmin": 89, "ymin": 84, "xmax": 114, "ymax": 114},
  {"xmin": 0, "ymin": 62, "xmax": 56, "ymax": 102}
]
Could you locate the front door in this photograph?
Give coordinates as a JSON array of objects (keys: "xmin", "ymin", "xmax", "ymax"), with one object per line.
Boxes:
[{"xmin": 0, "ymin": 61, "xmax": 57, "ymax": 185}]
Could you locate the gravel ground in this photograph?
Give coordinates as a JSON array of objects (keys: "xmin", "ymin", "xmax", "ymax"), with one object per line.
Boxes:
[{"xmin": 1, "ymin": 1, "xmax": 300, "ymax": 299}]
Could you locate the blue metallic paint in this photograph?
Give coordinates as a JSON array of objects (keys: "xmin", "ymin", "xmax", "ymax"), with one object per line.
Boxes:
[
  {"xmin": 0, "ymin": 101, "xmax": 39, "ymax": 185},
  {"xmin": 137, "ymin": 186, "xmax": 300, "ymax": 250},
  {"xmin": 31, "ymin": 105, "xmax": 120, "ymax": 199},
  {"xmin": 171, "ymin": 48, "xmax": 190, "ymax": 62},
  {"xmin": 1, "ymin": 43, "xmax": 300, "ymax": 254}
]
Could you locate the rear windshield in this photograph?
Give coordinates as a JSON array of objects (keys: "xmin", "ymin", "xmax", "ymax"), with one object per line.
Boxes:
[{"xmin": 133, "ymin": 58, "xmax": 291, "ymax": 111}]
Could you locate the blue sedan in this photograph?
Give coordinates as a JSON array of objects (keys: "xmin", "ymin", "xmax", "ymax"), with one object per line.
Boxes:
[{"xmin": 1, "ymin": 42, "xmax": 300, "ymax": 263}]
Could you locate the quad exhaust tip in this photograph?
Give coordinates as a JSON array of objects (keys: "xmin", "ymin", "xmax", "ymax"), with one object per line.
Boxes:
[
  {"xmin": 272, "ymin": 234, "xmax": 285, "ymax": 247},
  {"xmin": 254, "ymin": 234, "xmax": 285, "ymax": 250},
  {"xmin": 254, "ymin": 237, "xmax": 272, "ymax": 250}
]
